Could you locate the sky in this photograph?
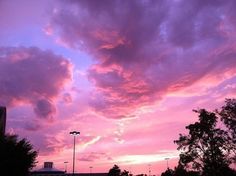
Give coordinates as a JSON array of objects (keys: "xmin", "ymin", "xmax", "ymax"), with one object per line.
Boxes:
[{"xmin": 1, "ymin": 0, "xmax": 236, "ymax": 175}]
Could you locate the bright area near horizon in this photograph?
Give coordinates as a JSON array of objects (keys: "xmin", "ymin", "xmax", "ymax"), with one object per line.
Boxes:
[{"xmin": 1, "ymin": 0, "xmax": 236, "ymax": 175}]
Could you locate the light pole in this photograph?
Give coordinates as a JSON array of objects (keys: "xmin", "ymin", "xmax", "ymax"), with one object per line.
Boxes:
[
  {"xmin": 148, "ymin": 164, "xmax": 151, "ymax": 176},
  {"xmin": 89, "ymin": 166, "xmax": 93, "ymax": 176},
  {"xmin": 70, "ymin": 131, "xmax": 80, "ymax": 175},
  {"xmin": 165, "ymin": 158, "xmax": 170, "ymax": 169},
  {"xmin": 64, "ymin": 161, "xmax": 68, "ymax": 173},
  {"xmin": 129, "ymin": 166, "xmax": 132, "ymax": 175}
]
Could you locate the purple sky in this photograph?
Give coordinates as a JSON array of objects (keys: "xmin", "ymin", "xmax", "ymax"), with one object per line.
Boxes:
[{"xmin": 1, "ymin": 0, "xmax": 236, "ymax": 175}]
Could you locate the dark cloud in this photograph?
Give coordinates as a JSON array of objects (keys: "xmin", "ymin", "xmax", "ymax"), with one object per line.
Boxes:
[
  {"xmin": 51, "ymin": 0, "xmax": 236, "ymax": 118},
  {"xmin": 24, "ymin": 120, "xmax": 41, "ymax": 131},
  {"xmin": 0, "ymin": 46, "xmax": 72, "ymax": 120},
  {"xmin": 62, "ymin": 92, "xmax": 73, "ymax": 104},
  {"xmin": 34, "ymin": 99, "xmax": 56, "ymax": 121}
]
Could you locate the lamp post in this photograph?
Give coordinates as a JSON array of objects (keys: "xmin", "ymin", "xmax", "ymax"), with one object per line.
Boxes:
[
  {"xmin": 64, "ymin": 161, "xmax": 68, "ymax": 173},
  {"xmin": 70, "ymin": 131, "xmax": 80, "ymax": 175},
  {"xmin": 165, "ymin": 158, "xmax": 170, "ymax": 169},
  {"xmin": 129, "ymin": 166, "xmax": 132, "ymax": 175},
  {"xmin": 89, "ymin": 166, "xmax": 93, "ymax": 176},
  {"xmin": 148, "ymin": 164, "xmax": 151, "ymax": 176}
]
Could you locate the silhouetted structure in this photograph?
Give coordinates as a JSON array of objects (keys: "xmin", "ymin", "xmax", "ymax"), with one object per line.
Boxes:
[
  {"xmin": 66, "ymin": 174, "xmax": 108, "ymax": 176},
  {"xmin": 0, "ymin": 106, "xmax": 6, "ymax": 136},
  {"xmin": 31, "ymin": 162, "xmax": 107, "ymax": 176},
  {"xmin": 31, "ymin": 162, "xmax": 65, "ymax": 175}
]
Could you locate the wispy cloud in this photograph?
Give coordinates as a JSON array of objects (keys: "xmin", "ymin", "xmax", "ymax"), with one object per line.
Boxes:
[{"xmin": 114, "ymin": 150, "xmax": 179, "ymax": 165}]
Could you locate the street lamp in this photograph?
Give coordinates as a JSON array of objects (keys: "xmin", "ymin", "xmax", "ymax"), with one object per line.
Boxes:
[
  {"xmin": 164, "ymin": 158, "xmax": 170, "ymax": 169},
  {"xmin": 89, "ymin": 166, "xmax": 93, "ymax": 176},
  {"xmin": 70, "ymin": 131, "xmax": 80, "ymax": 175},
  {"xmin": 129, "ymin": 166, "xmax": 132, "ymax": 175},
  {"xmin": 148, "ymin": 164, "xmax": 151, "ymax": 176},
  {"xmin": 64, "ymin": 161, "xmax": 68, "ymax": 173}
]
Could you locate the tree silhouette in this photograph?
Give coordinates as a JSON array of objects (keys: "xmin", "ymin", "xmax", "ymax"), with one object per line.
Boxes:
[
  {"xmin": 218, "ymin": 98, "xmax": 236, "ymax": 162},
  {"xmin": 0, "ymin": 134, "xmax": 37, "ymax": 176},
  {"xmin": 161, "ymin": 162, "xmax": 200, "ymax": 176},
  {"xmin": 161, "ymin": 168, "xmax": 174, "ymax": 176},
  {"xmin": 160, "ymin": 99, "xmax": 236, "ymax": 176},
  {"xmin": 108, "ymin": 165, "xmax": 121, "ymax": 176},
  {"xmin": 121, "ymin": 170, "xmax": 129, "ymax": 176},
  {"xmin": 174, "ymin": 108, "xmax": 235, "ymax": 176},
  {"xmin": 108, "ymin": 165, "xmax": 130, "ymax": 176}
]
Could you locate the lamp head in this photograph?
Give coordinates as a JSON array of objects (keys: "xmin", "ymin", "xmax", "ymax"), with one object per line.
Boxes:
[{"xmin": 70, "ymin": 131, "xmax": 80, "ymax": 135}]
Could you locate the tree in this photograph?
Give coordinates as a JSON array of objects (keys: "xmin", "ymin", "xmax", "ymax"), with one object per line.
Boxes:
[
  {"xmin": 174, "ymin": 109, "xmax": 234, "ymax": 176},
  {"xmin": 160, "ymin": 163, "xmax": 200, "ymax": 176},
  {"xmin": 0, "ymin": 134, "xmax": 37, "ymax": 176},
  {"xmin": 121, "ymin": 170, "xmax": 129, "ymax": 176},
  {"xmin": 108, "ymin": 165, "xmax": 130, "ymax": 176},
  {"xmin": 108, "ymin": 165, "xmax": 121, "ymax": 176},
  {"xmin": 161, "ymin": 168, "xmax": 174, "ymax": 176},
  {"xmin": 174, "ymin": 163, "xmax": 200, "ymax": 176},
  {"xmin": 218, "ymin": 98, "xmax": 236, "ymax": 162}
]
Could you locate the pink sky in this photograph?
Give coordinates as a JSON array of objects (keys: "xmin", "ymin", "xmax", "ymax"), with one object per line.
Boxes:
[{"xmin": 1, "ymin": 0, "xmax": 236, "ymax": 175}]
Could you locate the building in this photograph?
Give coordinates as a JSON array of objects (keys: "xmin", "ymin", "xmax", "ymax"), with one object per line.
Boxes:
[
  {"xmin": 66, "ymin": 174, "xmax": 108, "ymax": 176},
  {"xmin": 31, "ymin": 162, "xmax": 108, "ymax": 176},
  {"xmin": 0, "ymin": 106, "xmax": 6, "ymax": 136},
  {"xmin": 31, "ymin": 162, "xmax": 65, "ymax": 176}
]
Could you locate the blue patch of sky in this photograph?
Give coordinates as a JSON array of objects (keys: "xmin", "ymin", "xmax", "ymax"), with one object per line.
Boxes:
[
  {"xmin": 0, "ymin": 25, "xmax": 94, "ymax": 71},
  {"xmin": 215, "ymin": 75, "xmax": 236, "ymax": 91}
]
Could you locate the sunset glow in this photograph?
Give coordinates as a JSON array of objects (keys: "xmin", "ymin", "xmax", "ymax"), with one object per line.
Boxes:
[{"xmin": 1, "ymin": 0, "xmax": 236, "ymax": 175}]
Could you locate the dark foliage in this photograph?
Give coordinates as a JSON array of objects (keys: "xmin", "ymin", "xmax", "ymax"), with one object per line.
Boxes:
[
  {"xmin": 161, "ymin": 164, "xmax": 200, "ymax": 176},
  {"xmin": 161, "ymin": 168, "xmax": 174, "ymax": 176},
  {"xmin": 108, "ymin": 165, "xmax": 122, "ymax": 176},
  {"xmin": 173, "ymin": 99, "xmax": 236, "ymax": 176},
  {"xmin": 174, "ymin": 163, "xmax": 199, "ymax": 176},
  {"xmin": 0, "ymin": 134, "xmax": 37, "ymax": 176},
  {"xmin": 218, "ymin": 98, "xmax": 236, "ymax": 162},
  {"xmin": 121, "ymin": 170, "xmax": 129, "ymax": 176},
  {"xmin": 136, "ymin": 174, "xmax": 147, "ymax": 176},
  {"xmin": 108, "ymin": 165, "xmax": 130, "ymax": 176}
]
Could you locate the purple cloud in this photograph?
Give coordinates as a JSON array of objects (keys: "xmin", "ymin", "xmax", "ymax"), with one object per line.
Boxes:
[
  {"xmin": 0, "ymin": 46, "xmax": 72, "ymax": 120},
  {"xmin": 24, "ymin": 120, "xmax": 41, "ymax": 131},
  {"xmin": 34, "ymin": 99, "xmax": 56, "ymax": 121},
  {"xmin": 79, "ymin": 152, "xmax": 112, "ymax": 162},
  {"xmin": 51, "ymin": 0, "xmax": 236, "ymax": 118}
]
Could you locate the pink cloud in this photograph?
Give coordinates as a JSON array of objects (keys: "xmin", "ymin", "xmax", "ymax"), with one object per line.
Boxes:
[
  {"xmin": 79, "ymin": 152, "xmax": 112, "ymax": 162},
  {"xmin": 62, "ymin": 93, "xmax": 73, "ymax": 104},
  {"xmin": 2, "ymin": 1, "xmax": 236, "ymax": 173},
  {"xmin": 0, "ymin": 46, "xmax": 72, "ymax": 120},
  {"xmin": 50, "ymin": 0, "xmax": 236, "ymax": 119}
]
